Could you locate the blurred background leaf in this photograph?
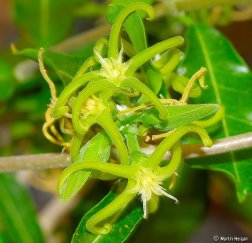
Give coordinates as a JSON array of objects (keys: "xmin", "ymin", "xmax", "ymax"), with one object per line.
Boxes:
[
  {"xmin": 12, "ymin": 0, "xmax": 85, "ymax": 47},
  {"xmin": 0, "ymin": 174, "xmax": 44, "ymax": 243},
  {"xmin": 0, "ymin": 59, "xmax": 15, "ymax": 101},
  {"xmin": 13, "ymin": 46, "xmax": 93, "ymax": 85}
]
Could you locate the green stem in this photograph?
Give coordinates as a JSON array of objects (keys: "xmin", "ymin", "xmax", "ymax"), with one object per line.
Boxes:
[
  {"xmin": 86, "ymin": 183, "xmax": 136, "ymax": 234},
  {"xmin": 127, "ymin": 36, "xmax": 184, "ymax": 74},
  {"xmin": 98, "ymin": 110, "xmax": 129, "ymax": 164},
  {"xmin": 53, "ymin": 72, "xmax": 100, "ymax": 119},
  {"xmin": 122, "ymin": 77, "xmax": 168, "ymax": 120},
  {"xmin": 108, "ymin": 2, "xmax": 155, "ymax": 58},
  {"xmin": 157, "ymin": 142, "xmax": 182, "ymax": 177},
  {"xmin": 145, "ymin": 125, "xmax": 212, "ymax": 168}
]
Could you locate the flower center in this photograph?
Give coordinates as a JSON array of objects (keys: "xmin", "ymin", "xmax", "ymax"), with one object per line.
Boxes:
[
  {"xmin": 95, "ymin": 50, "xmax": 129, "ymax": 85},
  {"xmin": 131, "ymin": 167, "xmax": 179, "ymax": 219},
  {"xmin": 80, "ymin": 96, "xmax": 105, "ymax": 118}
]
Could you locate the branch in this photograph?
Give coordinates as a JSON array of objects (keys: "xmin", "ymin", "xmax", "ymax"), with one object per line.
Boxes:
[
  {"xmin": 0, "ymin": 153, "xmax": 70, "ymax": 172},
  {"xmin": 1, "ymin": 132, "xmax": 252, "ymax": 172},
  {"xmin": 182, "ymin": 132, "xmax": 252, "ymax": 158},
  {"xmin": 51, "ymin": 23, "xmax": 111, "ymax": 52}
]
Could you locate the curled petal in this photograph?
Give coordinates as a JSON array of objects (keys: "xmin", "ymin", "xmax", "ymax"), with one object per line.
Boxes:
[
  {"xmin": 108, "ymin": 2, "xmax": 155, "ymax": 58},
  {"xmin": 57, "ymin": 162, "xmax": 136, "ymax": 197},
  {"xmin": 156, "ymin": 142, "xmax": 182, "ymax": 178},
  {"xmin": 86, "ymin": 186, "xmax": 136, "ymax": 234},
  {"xmin": 145, "ymin": 124, "xmax": 212, "ymax": 168},
  {"xmin": 71, "ymin": 80, "xmax": 113, "ymax": 134},
  {"xmin": 127, "ymin": 36, "xmax": 184, "ymax": 74},
  {"xmin": 97, "ymin": 110, "xmax": 129, "ymax": 164},
  {"xmin": 53, "ymin": 72, "xmax": 100, "ymax": 119}
]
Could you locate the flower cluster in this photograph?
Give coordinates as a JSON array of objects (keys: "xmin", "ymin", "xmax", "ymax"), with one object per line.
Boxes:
[{"xmin": 39, "ymin": 2, "xmax": 213, "ymax": 235}]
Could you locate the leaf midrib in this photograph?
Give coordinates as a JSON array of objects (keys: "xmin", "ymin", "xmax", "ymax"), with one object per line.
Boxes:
[{"xmin": 194, "ymin": 27, "xmax": 240, "ymax": 183}]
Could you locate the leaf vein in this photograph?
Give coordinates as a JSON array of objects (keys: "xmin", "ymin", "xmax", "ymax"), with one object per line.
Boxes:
[{"xmin": 194, "ymin": 27, "xmax": 241, "ymax": 182}]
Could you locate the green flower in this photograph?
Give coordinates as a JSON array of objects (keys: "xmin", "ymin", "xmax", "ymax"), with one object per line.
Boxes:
[{"xmin": 57, "ymin": 125, "xmax": 212, "ymax": 234}]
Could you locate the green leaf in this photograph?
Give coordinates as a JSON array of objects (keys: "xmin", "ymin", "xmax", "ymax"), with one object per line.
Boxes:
[
  {"xmin": 0, "ymin": 59, "xmax": 15, "ymax": 101},
  {"xmin": 59, "ymin": 133, "xmax": 111, "ymax": 201},
  {"xmin": 13, "ymin": 47, "xmax": 92, "ymax": 85},
  {"xmin": 71, "ymin": 185, "xmax": 143, "ymax": 243},
  {"xmin": 12, "ymin": 0, "xmax": 81, "ymax": 46},
  {"xmin": 0, "ymin": 174, "xmax": 44, "ymax": 243},
  {"xmin": 119, "ymin": 104, "xmax": 219, "ymax": 132},
  {"xmin": 140, "ymin": 104, "xmax": 218, "ymax": 131},
  {"xmin": 180, "ymin": 23, "xmax": 252, "ymax": 201}
]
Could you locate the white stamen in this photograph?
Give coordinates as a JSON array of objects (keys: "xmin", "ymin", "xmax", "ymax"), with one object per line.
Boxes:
[
  {"xmin": 94, "ymin": 50, "xmax": 105, "ymax": 65},
  {"xmin": 118, "ymin": 45, "xmax": 124, "ymax": 63},
  {"xmin": 129, "ymin": 167, "xmax": 179, "ymax": 219},
  {"xmin": 94, "ymin": 49, "xmax": 129, "ymax": 84}
]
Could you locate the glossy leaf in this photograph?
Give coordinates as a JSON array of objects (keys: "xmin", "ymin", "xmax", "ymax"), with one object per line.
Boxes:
[
  {"xmin": 180, "ymin": 23, "xmax": 252, "ymax": 201},
  {"xmin": 59, "ymin": 133, "xmax": 111, "ymax": 201},
  {"xmin": 0, "ymin": 174, "xmax": 44, "ymax": 243},
  {"xmin": 13, "ymin": 47, "xmax": 92, "ymax": 85},
  {"xmin": 71, "ymin": 184, "xmax": 143, "ymax": 243},
  {"xmin": 12, "ymin": 0, "xmax": 82, "ymax": 46},
  {"xmin": 119, "ymin": 104, "xmax": 219, "ymax": 132}
]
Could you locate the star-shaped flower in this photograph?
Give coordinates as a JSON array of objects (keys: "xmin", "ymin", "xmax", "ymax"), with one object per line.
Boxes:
[
  {"xmin": 51, "ymin": 2, "xmax": 184, "ymax": 122},
  {"xmin": 40, "ymin": 2, "xmax": 185, "ymax": 163},
  {"xmin": 130, "ymin": 166, "xmax": 179, "ymax": 219},
  {"xmin": 57, "ymin": 125, "xmax": 212, "ymax": 234}
]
